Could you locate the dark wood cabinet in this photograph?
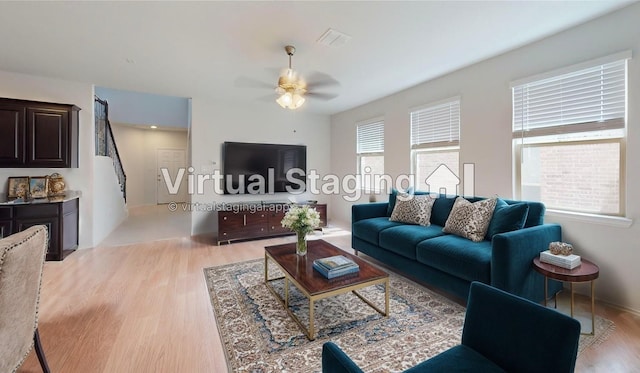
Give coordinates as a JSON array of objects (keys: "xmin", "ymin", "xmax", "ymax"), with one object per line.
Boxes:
[
  {"xmin": 0, "ymin": 98, "xmax": 79, "ymax": 168},
  {"xmin": 315, "ymin": 204, "xmax": 327, "ymax": 227},
  {"xmin": 27, "ymin": 107, "xmax": 70, "ymax": 167},
  {"xmin": 1, "ymin": 198, "xmax": 79, "ymax": 260},
  {"xmin": 217, "ymin": 210, "xmax": 269, "ymax": 241},
  {"xmin": 15, "ymin": 215, "xmax": 60, "ymax": 260},
  {"xmin": 217, "ymin": 211, "xmax": 245, "ymax": 241},
  {"xmin": 217, "ymin": 203, "xmax": 327, "ymax": 245},
  {"xmin": 0, "ymin": 221, "xmax": 11, "ymax": 238},
  {"xmin": 0, "ymin": 103, "xmax": 25, "ymax": 166},
  {"xmin": 0, "ymin": 207, "xmax": 13, "ymax": 238},
  {"xmin": 268, "ymin": 210, "xmax": 289, "ymax": 235}
]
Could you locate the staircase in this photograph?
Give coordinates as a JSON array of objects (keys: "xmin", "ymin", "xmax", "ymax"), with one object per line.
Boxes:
[{"xmin": 94, "ymin": 96, "xmax": 127, "ymax": 202}]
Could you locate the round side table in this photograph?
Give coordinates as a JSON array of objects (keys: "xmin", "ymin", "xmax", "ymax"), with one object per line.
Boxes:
[{"xmin": 532, "ymin": 257, "xmax": 599, "ymax": 335}]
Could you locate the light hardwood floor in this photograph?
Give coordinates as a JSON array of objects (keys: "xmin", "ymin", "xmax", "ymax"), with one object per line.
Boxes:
[{"xmin": 17, "ymin": 232, "xmax": 640, "ymax": 372}]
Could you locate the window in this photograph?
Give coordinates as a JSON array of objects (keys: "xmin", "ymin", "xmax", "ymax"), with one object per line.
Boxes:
[
  {"xmin": 411, "ymin": 98, "xmax": 460, "ymax": 194},
  {"xmin": 356, "ymin": 118, "xmax": 384, "ymax": 191},
  {"xmin": 512, "ymin": 53, "xmax": 629, "ymax": 216}
]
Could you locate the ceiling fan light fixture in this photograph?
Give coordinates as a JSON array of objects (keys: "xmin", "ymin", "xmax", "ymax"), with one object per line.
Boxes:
[
  {"xmin": 276, "ymin": 91, "xmax": 293, "ymax": 108},
  {"xmin": 276, "ymin": 89, "xmax": 306, "ymax": 110},
  {"xmin": 291, "ymin": 93, "xmax": 305, "ymax": 109}
]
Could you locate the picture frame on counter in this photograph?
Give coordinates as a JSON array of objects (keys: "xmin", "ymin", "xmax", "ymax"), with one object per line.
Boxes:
[
  {"xmin": 7, "ymin": 176, "xmax": 30, "ymax": 199},
  {"xmin": 29, "ymin": 176, "xmax": 49, "ymax": 199}
]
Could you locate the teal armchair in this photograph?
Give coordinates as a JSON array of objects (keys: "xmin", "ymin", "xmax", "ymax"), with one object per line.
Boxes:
[{"xmin": 322, "ymin": 282, "xmax": 581, "ymax": 373}]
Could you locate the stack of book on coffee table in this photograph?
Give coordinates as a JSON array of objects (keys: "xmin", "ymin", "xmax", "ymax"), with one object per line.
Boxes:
[{"xmin": 313, "ymin": 255, "xmax": 359, "ymax": 279}]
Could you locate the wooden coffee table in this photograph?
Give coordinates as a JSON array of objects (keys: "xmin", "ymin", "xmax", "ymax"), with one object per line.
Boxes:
[{"xmin": 264, "ymin": 239, "xmax": 389, "ymax": 340}]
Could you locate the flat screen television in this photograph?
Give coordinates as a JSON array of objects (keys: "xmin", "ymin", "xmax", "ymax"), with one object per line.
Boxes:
[{"xmin": 222, "ymin": 141, "xmax": 307, "ymax": 194}]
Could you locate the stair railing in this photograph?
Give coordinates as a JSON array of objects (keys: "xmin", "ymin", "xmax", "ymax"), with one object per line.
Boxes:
[{"xmin": 94, "ymin": 96, "xmax": 127, "ymax": 202}]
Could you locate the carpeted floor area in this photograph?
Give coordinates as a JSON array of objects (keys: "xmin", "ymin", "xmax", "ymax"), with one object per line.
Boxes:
[{"xmin": 204, "ymin": 259, "xmax": 614, "ymax": 372}]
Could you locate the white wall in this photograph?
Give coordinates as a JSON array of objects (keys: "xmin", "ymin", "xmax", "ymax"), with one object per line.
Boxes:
[
  {"xmin": 0, "ymin": 70, "xmax": 95, "ymax": 248},
  {"xmin": 93, "ymin": 156, "xmax": 127, "ymax": 244},
  {"xmin": 94, "ymin": 86, "xmax": 190, "ymax": 128},
  {"xmin": 331, "ymin": 4, "xmax": 640, "ymax": 313},
  {"xmin": 190, "ymin": 100, "xmax": 331, "ymax": 236},
  {"xmin": 110, "ymin": 124, "xmax": 188, "ymax": 207}
]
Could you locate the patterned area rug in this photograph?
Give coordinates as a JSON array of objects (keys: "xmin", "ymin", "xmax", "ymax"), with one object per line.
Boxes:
[
  {"xmin": 204, "ymin": 259, "xmax": 613, "ymax": 372},
  {"xmin": 578, "ymin": 311, "xmax": 616, "ymax": 354}
]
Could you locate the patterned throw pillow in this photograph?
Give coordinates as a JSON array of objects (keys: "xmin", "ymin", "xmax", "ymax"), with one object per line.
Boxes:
[
  {"xmin": 386, "ymin": 187, "xmax": 414, "ymax": 216},
  {"xmin": 389, "ymin": 194, "xmax": 435, "ymax": 226},
  {"xmin": 443, "ymin": 197, "xmax": 497, "ymax": 242}
]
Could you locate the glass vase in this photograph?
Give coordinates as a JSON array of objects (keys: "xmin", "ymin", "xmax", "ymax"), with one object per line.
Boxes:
[{"xmin": 296, "ymin": 231, "xmax": 307, "ymax": 256}]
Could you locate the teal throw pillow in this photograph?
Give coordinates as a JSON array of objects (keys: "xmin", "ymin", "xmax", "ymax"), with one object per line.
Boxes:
[
  {"xmin": 485, "ymin": 199, "xmax": 529, "ymax": 239},
  {"xmin": 430, "ymin": 195, "xmax": 457, "ymax": 227}
]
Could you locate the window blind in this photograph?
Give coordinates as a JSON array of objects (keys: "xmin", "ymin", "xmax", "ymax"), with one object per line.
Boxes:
[
  {"xmin": 513, "ymin": 59, "xmax": 627, "ymax": 138},
  {"xmin": 357, "ymin": 120, "xmax": 384, "ymax": 154},
  {"xmin": 410, "ymin": 100, "xmax": 460, "ymax": 149}
]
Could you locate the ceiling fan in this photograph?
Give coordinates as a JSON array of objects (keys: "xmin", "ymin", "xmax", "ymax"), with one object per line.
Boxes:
[
  {"xmin": 275, "ymin": 45, "xmax": 339, "ymax": 110},
  {"xmin": 276, "ymin": 45, "xmax": 307, "ymax": 109},
  {"xmin": 236, "ymin": 45, "xmax": 339, "ymax": 110}
]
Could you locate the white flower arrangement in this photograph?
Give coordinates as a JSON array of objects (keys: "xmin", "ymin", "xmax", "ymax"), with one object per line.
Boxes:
[{"xmin": 281, "ymin": 205, "xmax": 321, "ymax": 235}]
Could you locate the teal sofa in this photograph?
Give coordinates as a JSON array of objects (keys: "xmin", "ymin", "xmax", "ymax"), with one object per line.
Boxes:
[
  {"xmin": 322, "ymin": 282, "xmax": 581, "ymax": 373},
  {"xmin": 352, "ymin": 192, "xmax": 562, "ymax": 302}
]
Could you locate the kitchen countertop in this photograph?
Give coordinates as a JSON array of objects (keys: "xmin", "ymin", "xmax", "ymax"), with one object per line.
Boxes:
[{"xmin": 0, "ymin": 190, "xmax": 82, "ymax": 205}]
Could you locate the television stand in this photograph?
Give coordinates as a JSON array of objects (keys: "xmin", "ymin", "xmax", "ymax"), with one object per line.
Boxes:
[{"xmin": 217, "ymin": 202, "xmax": 326, "ymax": 245}]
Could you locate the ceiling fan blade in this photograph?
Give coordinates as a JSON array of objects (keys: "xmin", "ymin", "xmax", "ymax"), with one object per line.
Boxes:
[
  {"xmin": 265, "ymin": 67, "xmax": 285, "ymax": 76},
  {"xmin": 306, "ymin": 91, "xmax": 339, "ymax": 101},
  {"xmin": 256, "ymin": 94, "xmax": 277, "ymax": 103},
  {"xmin": 234, "ymin": 76, "xmax": 274, "ymax": 90},
  {"xmin": 305, "ymin": 71, "xmax": 340, "ymax": 89}
]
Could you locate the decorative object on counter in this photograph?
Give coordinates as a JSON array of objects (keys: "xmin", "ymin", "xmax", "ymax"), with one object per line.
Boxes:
[
  {"xmin": 281, "ymin": 204, "xmax": 321, "ymax": 256},
  {"xmin": 46, "ymin": 195, "xmax": 65, "ymax": 202},
  {"xmin": 549, "ymin": 241, "xmax": 574, "ymax": 256},
  {"xmin": 7, "ymin": 177, "xmax": 29, "ymax": 199},
  {"xmin": 47, "ymin": 173, "xmax": 66, "ymax": 197},
  {"xmin": 28, "ymin": 176, "xmax": 48, "ymax": 199}
]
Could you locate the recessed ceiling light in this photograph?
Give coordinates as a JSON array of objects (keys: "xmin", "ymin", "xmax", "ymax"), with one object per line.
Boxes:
[{"xmin": 150, "ymin": 125, "xmax": 157, "ymax": 129}]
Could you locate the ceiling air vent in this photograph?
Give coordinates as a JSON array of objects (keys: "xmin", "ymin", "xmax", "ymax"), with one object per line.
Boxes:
[{"xmin": 317, "ymin": 28, "xmax": 352, "ymax": 48}]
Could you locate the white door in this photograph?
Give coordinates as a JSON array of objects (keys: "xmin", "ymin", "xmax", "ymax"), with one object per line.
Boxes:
[{"xmin": 157, "ymin": 149, "xmax": 187, "ymax": 204}]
